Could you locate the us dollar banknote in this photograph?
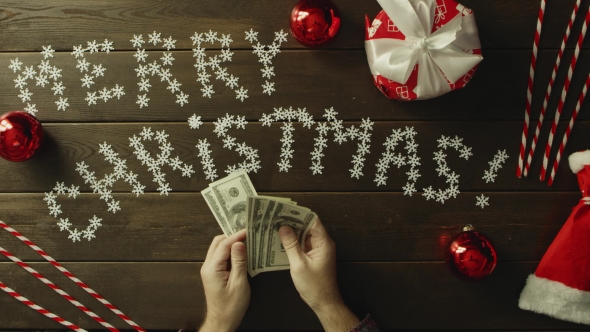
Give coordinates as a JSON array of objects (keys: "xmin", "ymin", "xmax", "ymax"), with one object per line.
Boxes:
[
  {"xmin": 202, "ymin": 171, "xmax": 316, "ymax": 277},
  {"xmin": 205, "ymin": 170, "xmax": 257, "ymax": 235},
  {"xmin": 261, "ymin": 202, "xmax": 316, "ymax": 272}
]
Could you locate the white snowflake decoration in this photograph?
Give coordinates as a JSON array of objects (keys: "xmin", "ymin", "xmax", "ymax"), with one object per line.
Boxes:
[
  {"xmin": 259, "ymin": 107, "xmax": 315, "ymax": 173},
  {"xmin": 47, "ymin": 127, "xmax": 195, "ymax": 242},
  {"xmin": 9, "ymin": 58, "xmax": 23, "ymax": 73},
  {"xmin": 188, "ymin": 114, "xmax": 203, "ymax": 129},
  {"xmin": 482, "ymin": 149, "xmax": 509, "ymax": 183},
  {"xmin": 24, "ymin": 103, "xmax": 38, "ymax": 115},
  {"xmin": 246, "ymin": 29, "xmax": 288, "ymax": 95},
  {"xmin": 132, "ymin": 32, "xmax": 187, "ymax": 108},
  {"xmin": 423, "ymin": 135, "xmax": 472, "ymax": 204},
  {"xmin": 191, "ymin": 31, "xmax": 245, "ymax": 101},
  {"xmin": 374, "ymin": 126, "xmax": 421, "ymax": 195},
  {"xmin": 71, "ymin": 40, "xmax": 124, "ymax": 107},
  {"xmin": 476, "ymin": 194, "xmax": 489, "ymax": 209},
  {"xmin": 262, "ymin": 80, "xmax": 275, "ymax": 95},
  {"xmin": 205, "ymin": 113, "xmax": 260, "ymax": 175},
  {"xmin": 305, "ymin": 107, "xmax": 372, "ymax": 177},
  {"xmin": 45, "ymin": 182, "xmax": 106, "ymax": 243},
  {"xmin": 11, "ymin": 47, "xmax": 73, "ymax": 112},
  {"xmin": 196, "ymin": 139, "xmax": 218, "ymax": 181}
]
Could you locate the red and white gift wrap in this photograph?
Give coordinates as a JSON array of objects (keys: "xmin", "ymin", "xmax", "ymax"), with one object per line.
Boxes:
[
  {"xmin": 519, "ymin": 150, "xmax": 590, "ymax": 325},
  {"xmin": 365, "ymin": 0, "xmax": 483, "ymax": 101}
]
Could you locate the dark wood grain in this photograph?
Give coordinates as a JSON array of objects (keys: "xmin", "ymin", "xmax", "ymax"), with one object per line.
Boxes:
[
  {"xmin": 0, "ymin": 262, "xmax": 586, "ymax": 330},
  {"xmin": 0, "ymin": 192, "xmax": 579, "ymax": 262},
  {"xmin": 2, "ymin": 48, "xmax": 590, "ymax": 122},
  {"xmin": 0, "ymin": 121, "xmax": 585, "ymax": 193},
  {"xmin": 1, "ymin": 1, "xmax": 588, "ymax": 330},
  {"xmin": 0, "ymin": 0, "xmax": 588, "ymax": 51}
]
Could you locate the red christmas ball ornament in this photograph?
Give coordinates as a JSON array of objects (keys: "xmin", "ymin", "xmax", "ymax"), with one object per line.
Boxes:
[
  {"xmin": 446, "ymin": 224, "xmax": 497, "ymax": 281},
  {"xmin": 290, "ymin": 0, "xmax": 341, "ymax": 48},
  {"xmin": 0, "ymin": 111, "xmax": 44, "ymax": 162}
]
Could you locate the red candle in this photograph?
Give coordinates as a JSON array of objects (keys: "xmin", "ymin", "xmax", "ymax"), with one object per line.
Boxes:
[{"xmin": 0, "ymin": 111, "xmax": 44, "ymax": 162}]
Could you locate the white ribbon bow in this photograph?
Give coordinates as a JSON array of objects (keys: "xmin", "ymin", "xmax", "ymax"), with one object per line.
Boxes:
[{"xmin": 366, "ymin": 0, "xmax": 483, "ymax": 100}]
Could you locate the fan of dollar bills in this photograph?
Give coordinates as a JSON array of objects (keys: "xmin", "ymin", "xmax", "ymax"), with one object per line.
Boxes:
[{"xmin": 201, "ymin": 170, "xmax": 317, "ymax": 277}]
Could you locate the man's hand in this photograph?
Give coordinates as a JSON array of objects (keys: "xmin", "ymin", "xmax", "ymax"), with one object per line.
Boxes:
[
  {"xmin": 279, "ymin": 218, "xmax": 359, "ymax": 332},
  {"xmin": 199, "ymin": 229, "xmax": 249, "ymax": 332}
]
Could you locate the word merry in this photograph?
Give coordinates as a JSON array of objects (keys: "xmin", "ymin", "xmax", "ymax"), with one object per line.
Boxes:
[{"xmin": 10, "ymin": 29, "xmax": 289, "ymax": 114}]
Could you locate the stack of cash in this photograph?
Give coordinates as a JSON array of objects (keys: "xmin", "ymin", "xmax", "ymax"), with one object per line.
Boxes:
[{"xmin": 201, "ymin": 170, "xmax": 317, "ymax": 276}]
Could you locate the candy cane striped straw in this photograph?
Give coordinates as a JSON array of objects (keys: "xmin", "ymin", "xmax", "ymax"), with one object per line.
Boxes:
[
  {"xmin": 517, "ymin": 0, "xmax": 546, "ymax": 178},
  {"xmin": 0, "ymin": 220, "xmax": 145, "ymax": 332},
  {"xmin": 548, "ymin": 74, "xmax": 590, "ymax": 185},
  {"xmin": 0, "ymin": 281, "xmax": 87, "ymax": 332},
  {"xmin": 541, "ymin": 8, "xmax": 590, "ymax": 181},
  {"xmin": 0, "ymin": 246, "xmax": 119, "ymax": 332},
  {"xmin": 523, "ymin": 0, "xmax": 582, "ymax": 176}
]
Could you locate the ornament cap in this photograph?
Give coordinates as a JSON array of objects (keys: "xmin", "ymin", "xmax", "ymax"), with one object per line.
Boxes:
[{"xmin": 462, "ymin": 224, "xmax": 475, "ymax": 232}]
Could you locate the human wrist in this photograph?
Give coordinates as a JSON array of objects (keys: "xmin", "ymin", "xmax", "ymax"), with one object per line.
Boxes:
[
  {"xmin": 313, "ymin": 298, "xmax": 359, "ymax": 332},
  {"xmin": 199, "ymin": 314, "xmax": 235, "ymax": 332}
]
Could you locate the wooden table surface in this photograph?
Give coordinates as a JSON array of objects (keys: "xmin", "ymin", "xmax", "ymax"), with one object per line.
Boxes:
[{"xmin": 1, "ymin": 0, "xmax": 589, "ymax": 330}]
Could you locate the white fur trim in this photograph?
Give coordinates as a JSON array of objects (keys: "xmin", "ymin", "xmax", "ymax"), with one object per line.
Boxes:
[
  {"xmin": 568, "ymin": 150, "xmax": 590, "ymax": 174},
  {"xmin": 519, "ymin": 274, "xmax": 590, "ymax": 325}
]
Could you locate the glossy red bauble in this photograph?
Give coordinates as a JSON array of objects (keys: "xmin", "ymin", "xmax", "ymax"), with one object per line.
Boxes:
[
  {"xmin": 290, "ymin": 0, "xmax": 341, "ymax": 48},
  {"xmin": 446, "ymin": 225, "xmax": 497, "ymax": 281},
  {"xmin": 0, "ymin": 111, "xmax": 44, "ymax": 162}
]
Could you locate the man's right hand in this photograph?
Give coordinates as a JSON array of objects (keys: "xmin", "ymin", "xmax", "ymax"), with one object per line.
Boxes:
[{"xmin": 279, "ymin": 218, "xmax": 359, "ymax": 332}]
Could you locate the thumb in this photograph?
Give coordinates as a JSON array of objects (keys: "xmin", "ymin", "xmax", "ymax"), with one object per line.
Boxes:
[
  {"xmin": 279, "ymin": 225, "xmax": 304, "ymax": 264},
  {"xmin": 229, "ymin": 242, "xmax": 247, "ymax": 280}
]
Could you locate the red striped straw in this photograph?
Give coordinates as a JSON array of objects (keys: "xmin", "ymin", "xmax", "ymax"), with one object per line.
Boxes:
[
  {"xmin": 523, "ymin": 0, "xmax": 582, "ymax": 176},
  {"xmin": 548, "ymin": 74, "xmax": 590, "ymax": 186},
  {"xmin": 541, "ymin": 8, "xmax": 590, "ymax": 181},
  {"xmin": 0, "ymin": 281, "xmax": 87, "ymax": 332},
  {"xmin": 0, "ymin": 246, "xmax": 119, "ymax": 332},
  {"xmin": 0, "ymin": 220, "xmax": 145, "ymax": 332},
  {"xmin": 517, "ymin": 0, "xmax": 546, "ymax": 178}
]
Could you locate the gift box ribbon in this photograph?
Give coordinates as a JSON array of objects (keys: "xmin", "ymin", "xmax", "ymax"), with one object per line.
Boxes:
[{"xmin": 366, "ymin": 0, "xmax": 483, "ymax": 99}]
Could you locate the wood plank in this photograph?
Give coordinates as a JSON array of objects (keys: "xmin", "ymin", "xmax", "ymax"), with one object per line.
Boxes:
[
  {"xmin": 0, "ymin": 122, "xmax": 585, "ymax": 193},
  {"xmin": 2, "ymin": 49, "xmax": 590, "ymax": 122},
  {"xmin": 0, "ymin": 0, "xmax": 588, "ymax": 51},
  {"xmin": 0, "ymin": 262, "xmax": 586, "ymax": 330},
  {"xmin": 0, "ymin": 192, "xmax": 579, "ymax": 262}
]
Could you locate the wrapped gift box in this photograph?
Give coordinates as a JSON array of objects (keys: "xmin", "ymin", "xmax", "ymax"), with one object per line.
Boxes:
[{"xmin": 365, "ymin": 0, "xmax": 483, "ymax": 101}]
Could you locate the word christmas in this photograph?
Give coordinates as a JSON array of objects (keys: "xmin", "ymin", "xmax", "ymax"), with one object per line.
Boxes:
[{"xmin": 43, "ymin": 106, "xmax": 508, "ymax": 243}]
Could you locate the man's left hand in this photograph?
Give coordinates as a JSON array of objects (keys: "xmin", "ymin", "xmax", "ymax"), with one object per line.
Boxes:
[{"xmin": 199, "ymin": 229, "xmax": 250, "ymax": 332}]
